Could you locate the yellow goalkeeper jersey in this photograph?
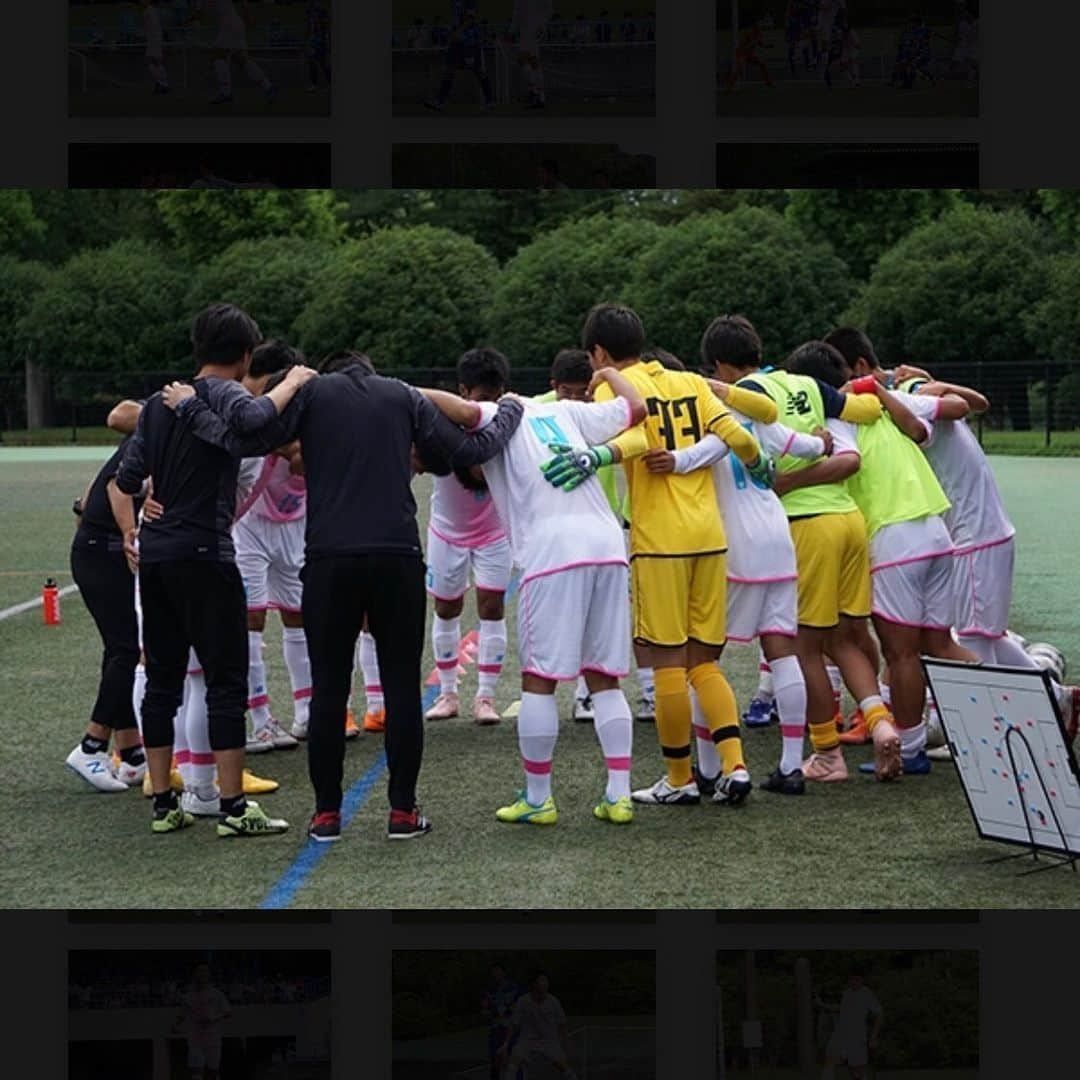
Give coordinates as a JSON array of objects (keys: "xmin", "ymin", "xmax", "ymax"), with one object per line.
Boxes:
[{"xmin": 594, "ymin": 360, "xmax": 763, "ymax": 557}]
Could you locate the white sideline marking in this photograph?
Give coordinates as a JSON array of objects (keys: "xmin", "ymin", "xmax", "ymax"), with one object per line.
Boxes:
[{"xmin": 0, "ymin": 584, "xmax": 79, "ymax": 622}]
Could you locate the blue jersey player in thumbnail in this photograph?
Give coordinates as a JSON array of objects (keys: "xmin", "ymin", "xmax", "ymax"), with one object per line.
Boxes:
[{"xmin": 425, "ymin": 0, "xmax": 496, "ymax": 111}]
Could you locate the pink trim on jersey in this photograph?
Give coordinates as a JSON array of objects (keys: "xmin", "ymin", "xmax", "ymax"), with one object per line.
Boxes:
[
  {"xmin": 248, "ymin": 693, "xmax": 270, "ymax": 709},
  {"xmin": 235, "ymin": 456, "xmax": 274, "ymax": 521},
  {"xmin": 781, "ymin": 431, "xmax": 797, "ymax": 457},
  {"xmin": 189, "ymin": 751, "xmax": 215, "ymax": 766},
  {"xmin": 428, "ymin": 521, "xmax": 508, "ymax": 553},
  {"xmin": 187, "ymin": 667, "xmax": 203, "ymax": 677},
  {"xmin": 727, "ymin": 573, "xmax": 798, "ymax": 585},
  {"xmin": 522, "ymin": 758, "xmax": 552, "ymax": 775},
  {"xmin": 246, "ymin": 604, "xmax": 271, "ymax": 613},
  {"xmin": 267, "ymin": 602, "xmax": 303, "ymax": 614},
  {"xmin": 605, "ymin": 756, "xmax": 632, "ymax": 771},
  {"xmin": 477, "ymin": 663, "xmax": 502, "ymax": 674},
  {"xmin": 293, "ymin": 687, "xmax": 312, "ymax": 701},
  {"xmin": 952, "ymin": 533, "xmax": 1014, "ymax": 557},
  {"xmin": 870, "ymin": 547, "xmax": 954, "ymax": 572},
  {"xmin": 870, "ymin": 608, "xmax": 951, "ymax": 631},
  {"xmin": 521, "ymin": 665, "xmax": 630, "ymax": 682},
  {"xmin": 956, "ymin": 627, "xmax": 1006, "ymax": 640},
  {"xmin": 580, "ymin": 664, "xmax": 630, "ymax": 679},
  {"xmin": 692, "ymin": 723, "xmax": 711, "ymax": 740},
  {"xmin": 520, "ymin": 558, "xmax": 629, "ymax": 587},
  {"xmin": 933, "ymin": 397, "xmax": 944, "ymax": 420},
  {"xmin": 759, "ymin": 662, "xmax": 771, "ymax": 673},
  {"xmin": 726, "ymin": 629, "xmax": 797, "ymax": 644},
  {"xmin": 426, "ymin": 587, "xmax": 468, "ymax": 603},
  {"xmin": 833, "ymin": 449, "xmax": 860, "ymax": 458}
]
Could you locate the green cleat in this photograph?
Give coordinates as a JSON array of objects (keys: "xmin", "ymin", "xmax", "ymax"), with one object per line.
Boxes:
[
  {"xmin": 495, "ymin": 792, "xmax": 557, "ymax": 825},
  {"xmin": 151, "ymin": 806, "xmax": 195, "ymax": 834},
  {"xmin": 216, "ymin": 800, "xmax": 289, "ymax": 838},
  {"xmin": 594, "ymin": 795, "xmax": 634, "ymax": 825}
]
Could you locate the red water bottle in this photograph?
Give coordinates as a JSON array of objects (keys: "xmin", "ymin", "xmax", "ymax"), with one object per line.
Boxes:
[{"xmin": 43, "ymin": 578, "xmax": 60, "ymax": 625}]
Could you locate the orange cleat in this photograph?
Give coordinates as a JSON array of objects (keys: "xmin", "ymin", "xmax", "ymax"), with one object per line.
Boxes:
[
  {"xmin": 837, "ymin": 709, "xmax": 870, "ymax": 745},
  {"xmin": 345, "ymin": 710, "xmax": 360, "ymax": 740},
  {"xmin": 363, "ymin": 709, "xmax": 386, "ymax": 733}
]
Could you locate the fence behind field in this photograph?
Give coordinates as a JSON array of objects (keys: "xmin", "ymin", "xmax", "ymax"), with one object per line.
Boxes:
[{"xmin": 2, "ymin": 362, "xmax": 1078, "ymax": 449}]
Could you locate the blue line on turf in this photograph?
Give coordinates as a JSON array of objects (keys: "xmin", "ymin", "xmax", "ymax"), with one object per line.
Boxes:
[{"xmin": 259, "ymin": 572, "xmax": 521, "ymax": 909}]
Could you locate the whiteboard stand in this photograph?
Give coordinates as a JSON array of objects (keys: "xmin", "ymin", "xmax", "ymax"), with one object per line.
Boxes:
[{"xmin": 922, "ymin": 657, "xmax": 1080, "ymax": 877}]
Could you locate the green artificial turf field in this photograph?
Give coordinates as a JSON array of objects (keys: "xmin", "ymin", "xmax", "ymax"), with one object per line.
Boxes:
[{"xmin": 1, "ymin": 452, "xmax": 1077, "ymax": 910}]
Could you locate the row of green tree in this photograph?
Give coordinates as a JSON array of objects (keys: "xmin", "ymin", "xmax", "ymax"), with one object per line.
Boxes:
[{"xmin": 2, "ymin": 189, "xmax": 1079, "ymax": 427}]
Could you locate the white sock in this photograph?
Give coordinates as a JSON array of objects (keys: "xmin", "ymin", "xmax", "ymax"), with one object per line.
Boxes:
[
  {"xmin": 636, "ymin": 665, "xmax": 655, "ymax": 701},
  {"xmin": 132, "ymin": 662, "xmax": 147, "ymax": 738},
  {"xmin": 185, "ymin": 661, "xmax": 216, "ymax": 790},
  {"xmin": 247, "ymin": 631, "xmax": 271, "ymax": 729},
  {"xmin": 357, "ymin": 631, "xmax": 384, "ymax": 713},
  {"xmin": 591, "ymin": 688, "xmax": 633, "ymax": 800},
  {"xmin": 899, "ymin": 721, "xmax": 926, "ymax": 760},
  {"xmin": 756, "ymin": 652, "xmax": 775, "ymax": 703},
  {"xmin": 691, "ymin": 687, "xmax": 721, "ymax": 780},
  {"xmin": 991, "ymin": 634, "xmax": 1040, "ymax": 669},
  {"xmin": 213, "ymin": 58, "xmax": 232, "ymax": 95},
  {"xmin": 518, "ymin": 692, "xmax": 559, "ymax": 805},
  {"xmin": 433, "ymin": 615, "xmax": 461, "ymax": 695},
  {"xmin": 956, "ymin": 632, "xmax": 996, "ymax": 664},
  {"xmin": 243, "ymin": 58, "xmax": 271, "ymax": 89},
  {"xmin": 173, "ymin": 674, "xmax": 192, "ymax": 787},
  {"xmin": 575, "ymin": 674, "xmax": 589, "ymax": 701},
  {"xmin": 826, "ymin": 663, "xmax": 843, "ymax": 713},
  {"xmin": 771, "ymin": 655, "xmax": 807, "ymax": 775},
  {"xmin": 476, "ymin": 618, "xmax": 506, "ymax": 699},
  {"xmin": 282, "ymin": 626, "xmax": 311, "ymax": 729},
  {"xmin": 880, "ymin": 680, "xmax": 892, "ymax": 708}
]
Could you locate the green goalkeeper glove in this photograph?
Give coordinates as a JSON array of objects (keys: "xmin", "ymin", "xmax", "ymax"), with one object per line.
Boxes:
[
  {"xmin": 746, "ymin": 452, "xmax": 776, "ymax": 490},
  {"xmin": 540, "ymin": 443, "xmax": 615, "ymax": 492}
]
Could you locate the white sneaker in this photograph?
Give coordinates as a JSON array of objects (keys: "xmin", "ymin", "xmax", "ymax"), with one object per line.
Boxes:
[
  {"xmin": 713, "ymin": 767, "xmax": 752, "ymax": 806},
  {"xmin": 246, "ymin": 718, "xmax": 298, "ymax": 752},
  {"xmin": 113, "ymin": 757, "xmax": 147, "ymax": 786},
  {"xmin": 290, "ymin": 715, "xmax": 309, "ymax": 740},
  {"xmin": 631, "ymin": 775, "xmax": 701, "ymax": 805},
  {"xmin": 181, "ymin": 786, "xmax": 221, "ymax": 816},
  {"xmin": 573, "ymin": 694, "xmax": 595, "ymax": 722},
  {"xmin": 634, "ymin": 693, "xmax": 655, "ymax": 722},
  {"xmin": 65, "ymin": 746, "xmax": 128, "ymax": 793}
]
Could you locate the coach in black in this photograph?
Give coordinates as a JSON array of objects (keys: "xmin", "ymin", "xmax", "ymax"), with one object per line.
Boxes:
[
  {"xmin": 117, "ymin": 303, "xmax": 315, "ymax": 838},
  {"xmin": 167, "ymin": 353, "xmax": 525, "ymax": 842}
]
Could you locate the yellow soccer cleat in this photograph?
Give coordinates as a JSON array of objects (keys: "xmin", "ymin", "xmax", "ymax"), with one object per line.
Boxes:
[
  {"xmin": 241, "ymin": 769, "xmax": 280, "ymax": 795},
  {"xmin": 594, "ymin": 795, "xmax": 634, "ymax": 825},
  {"xmin": 495, "ymin": 792, "xmax": 557, "ymax": 825},
  {"xmin": 142, "ymin": 765, "xmax": 185, "ymax": 798}
]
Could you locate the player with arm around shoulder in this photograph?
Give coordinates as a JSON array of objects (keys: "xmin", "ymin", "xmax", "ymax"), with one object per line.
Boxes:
[
  {"xmin": 174, "ymin": 963, "xmax": 232, "ymax": 1080},
  {"xmin": 822, "ymin": 969, "xmax": 882, "ymax": 1080},
  {"xmin": 498, "ymin": 972, "xmax": 578, "ymax": 1080}
]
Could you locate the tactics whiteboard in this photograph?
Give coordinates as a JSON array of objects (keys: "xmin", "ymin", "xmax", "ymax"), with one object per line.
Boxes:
[{"xmin": 923, "ymin": 659, "xmax": 1080, "ymax": 857}]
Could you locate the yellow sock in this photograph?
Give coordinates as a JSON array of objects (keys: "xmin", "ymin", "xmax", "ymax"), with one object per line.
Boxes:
[
  {"xmin": 861, "ymin": 697, "xmax": 891, "ymax": 733},
  {"xmin": 809, "ymin": 717, "xmax": 840, "ymax": 753},
  {"xmin": 654, "ymin": 667, "xmax": 693, "ymax": 788},
  {"xmin": 688, "ymin": 663, "xmax": 744, "ymax": 775}
]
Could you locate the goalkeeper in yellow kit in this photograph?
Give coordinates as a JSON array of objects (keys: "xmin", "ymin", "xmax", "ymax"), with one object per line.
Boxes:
[{"xmin": 542, "ymin": 303, "xmax": 777, "ymax": 806}]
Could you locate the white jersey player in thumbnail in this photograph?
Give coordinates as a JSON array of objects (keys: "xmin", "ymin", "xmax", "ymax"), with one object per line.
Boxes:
[
  {"xmin": 510, "ymin": 0, "xmax": 553, "ymax": 108},
  {"xmin": 141, "ymin": 0, "xmax": 170, "ymax": 94},
  {"xmin": 481, "ymin": 362, "xmax": 646, "ymax": 826},
  {"xmin": 423, "ymin": 349, "xmax": 513, "ymax": 725},
  {"xmin": 819, "ymin": 970, "xmax": 882, "ymax": 1080},
  {"xmin": 651, "ymin": 320, "xmax": 833, "ymax": 796},
  {"xmin": 498, "ymin": 972, "xmax": 579, "ymax": 1080},
  {"xmin": 205, "ymin": 0, "xmax": 277, "ymax": 105},
  {"xmin": 174, "ymin": 963, "xmax": 231, "ymax": 1080}
]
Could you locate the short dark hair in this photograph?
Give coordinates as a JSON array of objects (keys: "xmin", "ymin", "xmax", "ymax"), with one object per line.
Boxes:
[
  {"xmin": 191, "ymin": 303, "xmax": 262, "ymax": 367},
  {"xmin": 262, "ymin": 368, "xmax": 292, "ymax": 394},
  {"xmin": 643, "ymin": 346, "xmax": 685, "ymax": 371},
  {"xmin": 457, "ymin": 347, "xmax": 510, "ymax": 394},
  {"xmin": 550, "ymin": 348, "xmax": 592, "ymax": 386},
  {"xmin": 786, "ymin": 340, "xmax": 850, "ymax": 389},
  {"xmin": 700, "ymin": 314, "xmax": 763, "ymax": 371},
  {"xmin": 824, "ymin": 327, "xmax": 880, "ymax": 370},
  {"xmin": 319, "ymin": 349, "xmax": 376, "ymax": 375},
  {"xmin": 581, "ymin": 302, "xmax": 646, "ymax": 362},
  {"xmin": 250, "ymin": 340, "xmax": 303, "ymax": 379}
]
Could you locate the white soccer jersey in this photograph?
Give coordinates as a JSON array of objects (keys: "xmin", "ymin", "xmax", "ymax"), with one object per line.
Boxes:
[
  {"xmin": 430, "ymin": 471, "xmax": 506, "ymax": 549},
  {"xmin": 834, "ymin": 985, "xmax": 881, "ymax": 1042},
  {"xmin": 144, "ymin": 6, "xmax": 164, "ymax": 56},
  {"xmin": 480, "ymin": 397, "xmax": 631, "ymax": 582},
  {"xmin": 892, "ymin": 390, "xmax": 1014, "ymax": 553},
  {"xmin": 672, "ymin": 409, "xmax": 827, "ymax": 583},
  {"xmin": 183, "ymin": 987, "xmax": 230, "ymax": 1030},
  {"xmin": 512, "ymin": 992, "xmax": 566, "ymax": 1043}
]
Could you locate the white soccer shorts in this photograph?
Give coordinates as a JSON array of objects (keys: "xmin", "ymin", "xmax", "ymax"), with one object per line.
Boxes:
[
  {"xmin": 826, "ymin": 1034, "xmax": 868, "ymax": 1067},
  {"xmin": 725, "ymin": 579, "xmax": 798, "ymax": 643},
  {"xmin": 234, "ymin": 513, "xmax": 305, "ymax": 614},
  {"xmin": 512, "ymin": 1038, "xmax": 567, "ymax": 1066},
  {"xmin": 870, "ymin": 521, "xmax": 954, "ymax": 632},
  {"xmin": 952, "ymin": 536, "xmax": 1015, "ymax": 638},
  {"xmin": 517, "ymin": 562, "xmax": 630, "ymax": 682},
  {"xmin": 187, "ymin": 1034, "xmax": 223, "ymax": 1070},
  {"xmin": 426, "ymin": 529, "xmax": 512, "ymax": 601}
]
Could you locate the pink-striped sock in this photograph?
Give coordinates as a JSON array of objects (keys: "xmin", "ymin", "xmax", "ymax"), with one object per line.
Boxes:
[
  {"xmin": 591, "ymin": 688, "xmax": 633, "ymax": 800},
  {"xmin": 518, "ymin": 692, "xmax": 559, "ymax": 804},
  {"xmin": 476, "ymin": 618, "xmax": 506, "ymax": 698}
]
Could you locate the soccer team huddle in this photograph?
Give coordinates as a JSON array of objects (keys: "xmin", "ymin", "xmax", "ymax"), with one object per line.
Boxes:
[{"xmin": 64, "ymin": 298, "xmax": 1078, "ymax": 845}]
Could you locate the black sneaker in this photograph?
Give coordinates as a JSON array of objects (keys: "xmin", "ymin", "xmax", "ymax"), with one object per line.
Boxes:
[
  {"xmin": 692, "ymin": 765, "xmax": 718, "ymax": 798},
  {"xmin": 308, "ymin": 811, "xmax": 342, "ymax": 843},
  {"xmin": 387, "ymin": 806, "xmax": 433, "ymax": 841},
  {"xmin": 759, "ymin": 767, "xmax": 806, "ymax": 796}
]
